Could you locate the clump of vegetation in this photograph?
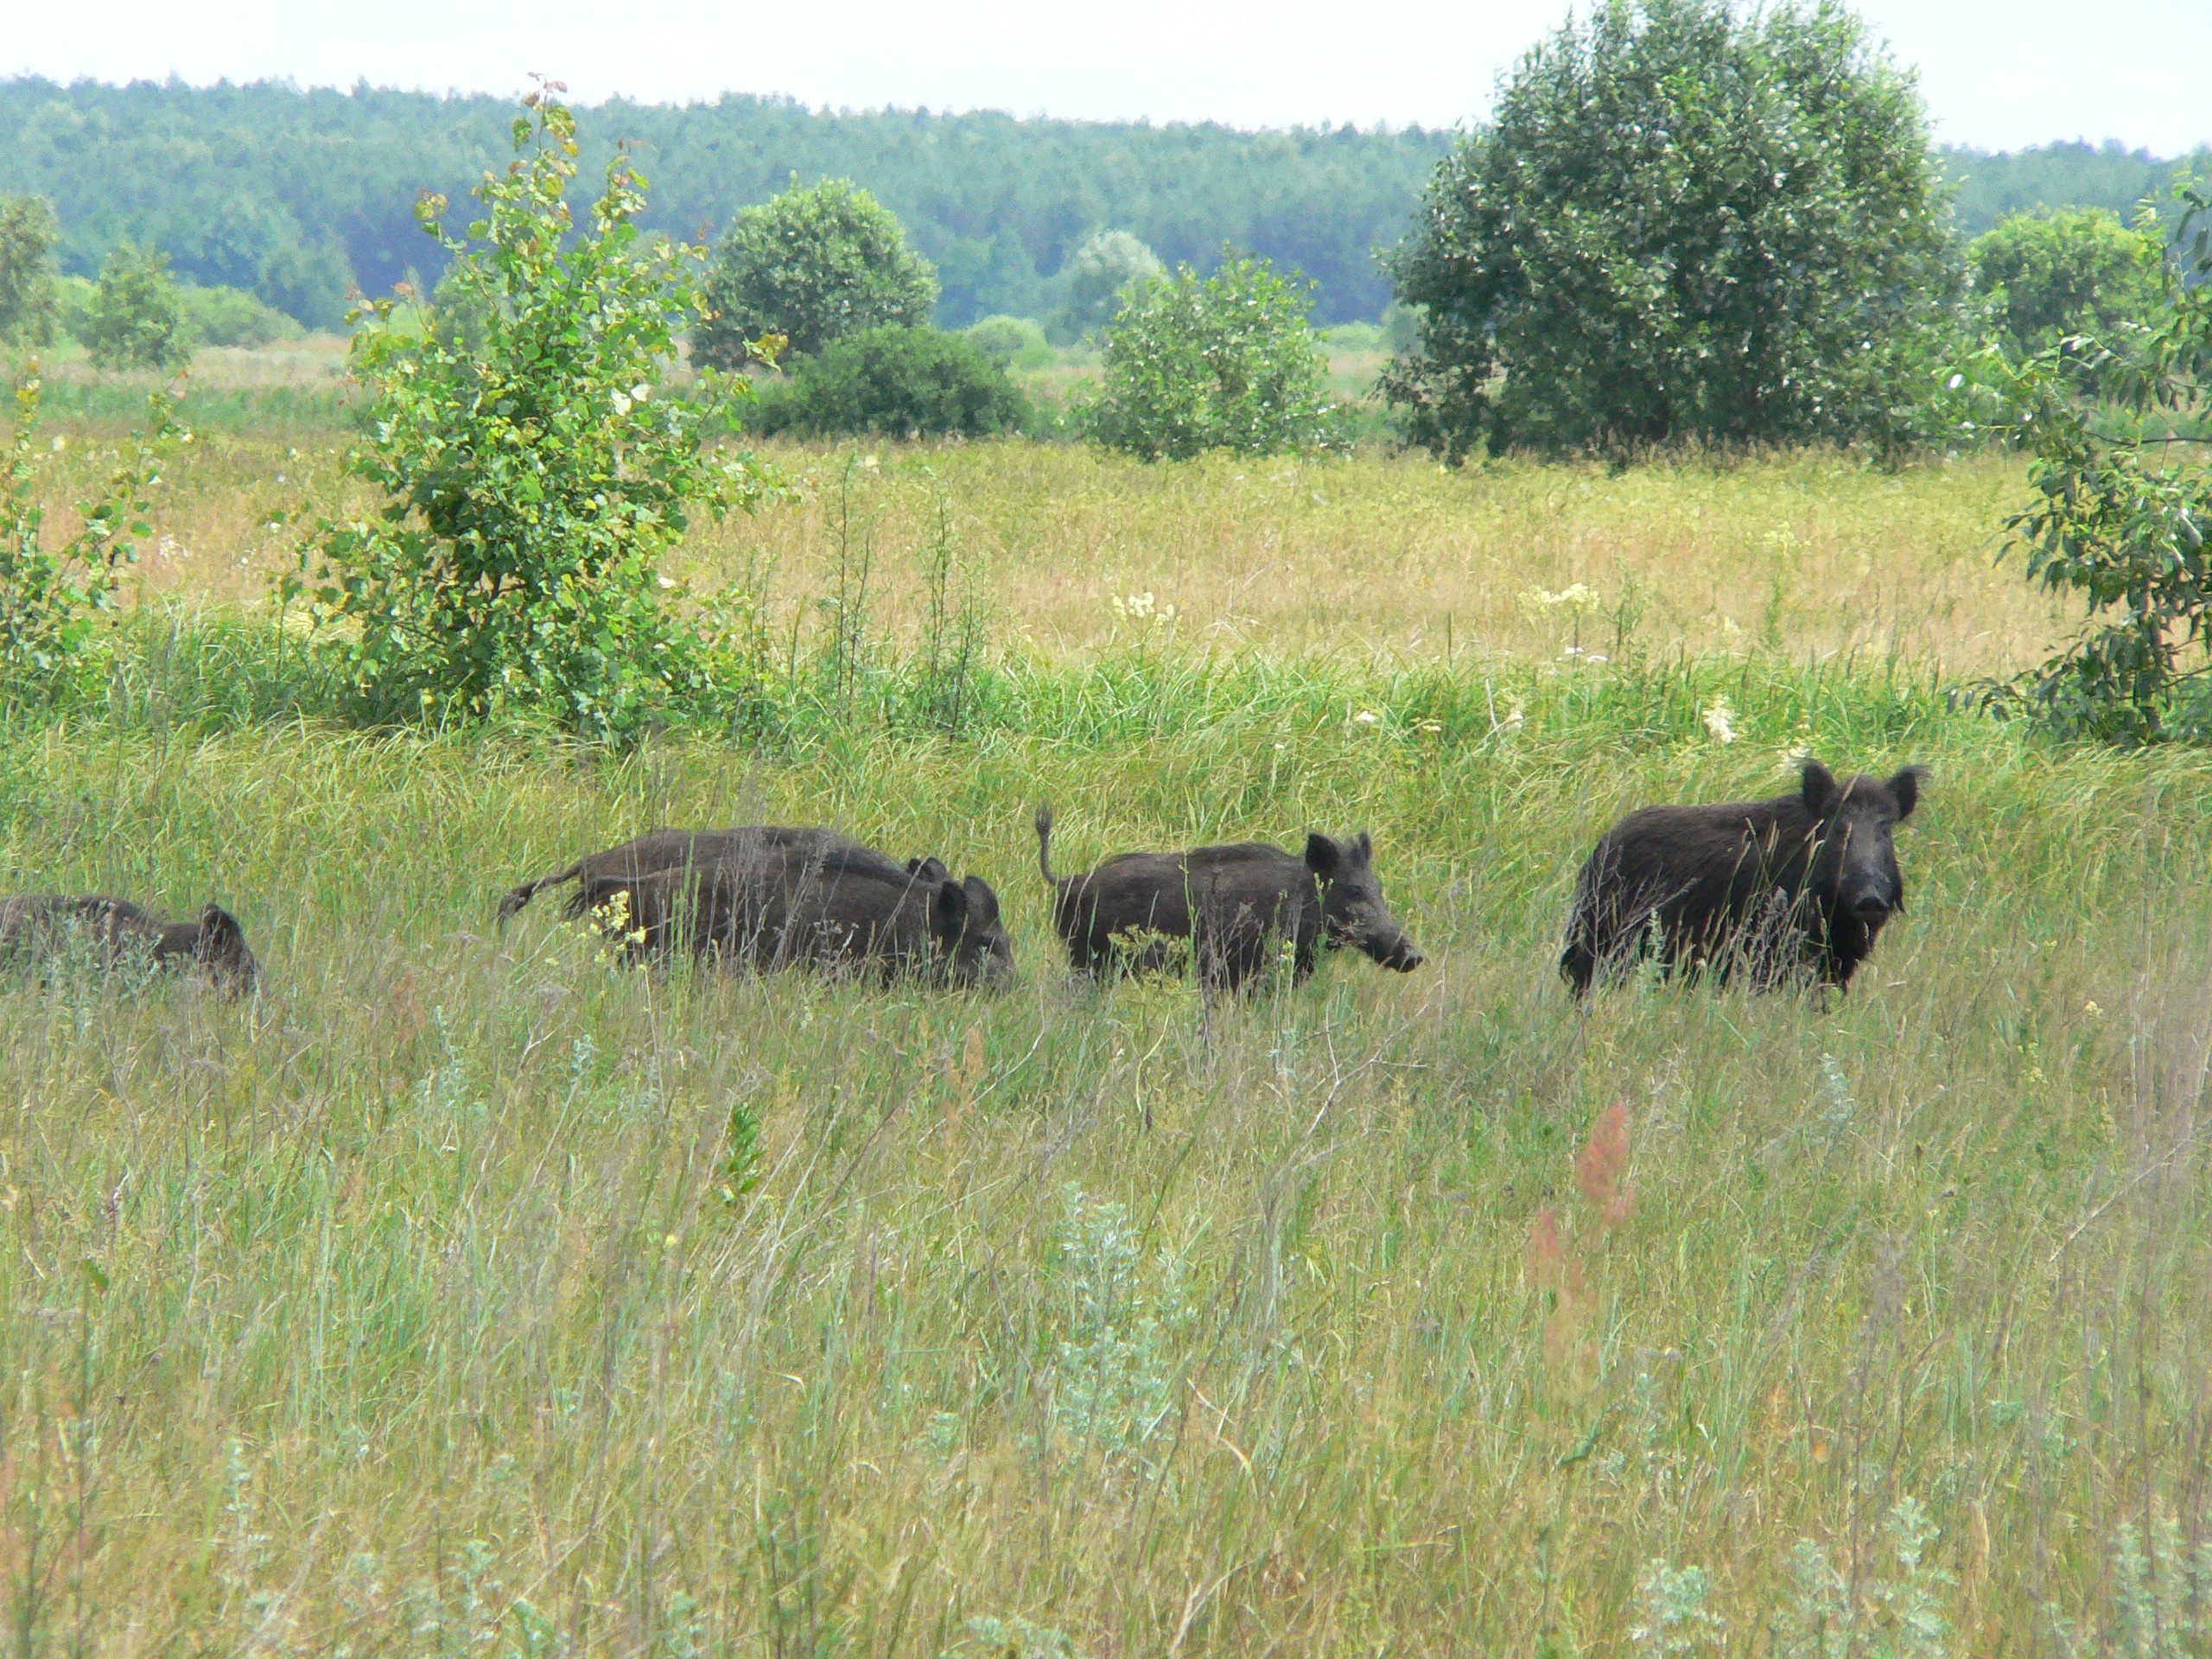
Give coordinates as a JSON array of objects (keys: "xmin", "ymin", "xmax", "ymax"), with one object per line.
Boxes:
[
  {"xmin": 694, "ymin": 177, "xmax": 939, "ymax": 368},
  {"xmin": 78, "ymin": 244, "xmax": 194, "ymax": 372},
  {"xmin": 752, "ymin": 325, "xmax": 1031, "ymax": 439},
  {"xmin": 282, "ymin": 90, "xmax": 777, "ymax": 742},
  {"xmin": 1970, "ymin": 206, "xmax": 2165, "ymax": 359},
  {"xmin": 175, "ymin": 283, "xmax": 305, "ymax": 350},
  {"xmin": 0, "ymin": 195, "xmax": 61, "ymax": 347},
  {"xmin": 964, "ymin": 314, "xmax": 1052, "ymax": 370},
  {"xmin": 1084, "ymin": 254, "xmax": 1336, "ymax": 461},
  {"xmin": 1383, "ymin": 0, "xmax": 1957, "ymax": 459},
  {"xmin": 1974, "ymin": 175, "xmax": 2212, "ymax": 742},
  {"xmin": 1052, "ymin": 229, "xmax": 1162, "ymax": 341},
  {"xmin": 0, "ymin": 370, "xmax": 176, "ymax": 694}
]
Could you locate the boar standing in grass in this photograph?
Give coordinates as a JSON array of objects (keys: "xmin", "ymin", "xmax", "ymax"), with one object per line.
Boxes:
[
  {"xmin": 501, "ymin": 826, "xmax": 1011, "ymax": 988},
  {"xmin": 0, "ymin": 896, "xmax": 260, "ymax": 996},
  {"xmin": 1560, "ymin": 758, "xmax": 1926, "ymax": 996},
  {"xmin": 1034, "ymin": 804, "xmax": 1424, "ymax": 991}
]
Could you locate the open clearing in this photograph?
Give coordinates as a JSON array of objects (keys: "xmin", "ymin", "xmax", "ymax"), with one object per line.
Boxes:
[{"xmin": 2, "ymin": 426, "xmax": 2206, "ymax": 1655}]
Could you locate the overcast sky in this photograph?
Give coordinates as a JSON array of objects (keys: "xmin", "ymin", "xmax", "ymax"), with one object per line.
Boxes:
[{"xmin": 6, "ymin": 0, "xmax": 2208, "ymax": 156}]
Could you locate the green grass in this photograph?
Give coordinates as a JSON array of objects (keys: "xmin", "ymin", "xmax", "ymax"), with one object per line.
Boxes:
[{"xmin": 1, "ymin": 436, "xmax": 2209, "ymax": 1654}]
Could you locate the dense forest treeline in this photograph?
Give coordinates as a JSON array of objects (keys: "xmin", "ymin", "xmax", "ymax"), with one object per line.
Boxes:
[{"xmin": 0, "ymin": 76, "xmax": 2204, "ymax": 330}]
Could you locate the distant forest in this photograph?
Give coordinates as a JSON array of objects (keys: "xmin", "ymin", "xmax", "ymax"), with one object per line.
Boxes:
[{"xmin": 1, "ymin": 78, "xmax": 2203, "ymax": 331}]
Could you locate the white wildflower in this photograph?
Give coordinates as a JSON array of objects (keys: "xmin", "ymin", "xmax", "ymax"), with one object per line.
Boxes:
[
  {"xmin": 1354, "ymin": 710, "xmax": 1380, "ymax": 726},
  {"xmin": 1702, "ymin": 700, "xmax": 1737, "ymax": 744}
]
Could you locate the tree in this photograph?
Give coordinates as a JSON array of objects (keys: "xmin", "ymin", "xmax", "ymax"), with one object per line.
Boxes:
[
  {"xmin": 1084, "ymin": 255, "xmax": 1336, "ymax": 461},
  {"xmin": 1382, "ymin": 0, "xmax": 1958, "ymax": 460},
  {"xmin": 694, "ymin": 179, "xmax": 938, "ymax": 367},
  {"xmin": 0, "ymin": 196, "xmax": 60, "ymax": 346},
  {"xmin": 78, "ymin": 244, "xmax": 194, "ymax": 372},
  {"xmin": 1969, "ymin": 207, "xmax": 2164, "ymax": 358},
  {"xmin": 1053, "ymin": 231, "xmax": 1161, "ymax": 341},
  {"xmin": 1970, "ymin": 175, "xmax": 2212, "ymax": 744},
  {"xmin": 752, "ymin": 326, "xmax": 1030, "ymax": 438},
  {"xmin": 286, "ymin": 92, "xmax": 777, "ymax": 742},
  {"xmin": 257, "ymin": 240, "xmax": 355, "ymax": 332}
]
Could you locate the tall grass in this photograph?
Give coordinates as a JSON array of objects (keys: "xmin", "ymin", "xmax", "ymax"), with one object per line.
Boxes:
[{"xmin": 0, "ymin": 434, "xmax": 2205, "ymax": 1653}]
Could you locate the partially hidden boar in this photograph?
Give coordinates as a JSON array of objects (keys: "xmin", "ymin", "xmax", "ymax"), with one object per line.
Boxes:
[
  {"xmin": 1560, "ymin": 758, "xmax": 1926, "ymax": 996},
  {"xmin": 1034, "ymin": 804, "xmax": 1424, "ymax": 990},
  {"xmin": 500, "ymin": 826, "xmax": 1012, "ymax": 988},
  {"xmin": 0, "ymin": 896, "xmax": 259, "ymax": 996}
]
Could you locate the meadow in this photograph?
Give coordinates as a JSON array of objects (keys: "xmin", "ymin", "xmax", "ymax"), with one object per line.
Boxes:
[{"xmin": 1, "ymin": 407, "xmax": 2208, "ymax": 1656}]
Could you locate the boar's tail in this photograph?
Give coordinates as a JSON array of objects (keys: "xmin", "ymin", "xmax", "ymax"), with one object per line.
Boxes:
[
  {"xmin": 497, "ymin": 860, "xmax": 584, "ymax": 927},
  {"xmin": 1034, "ymin": 804, "xmax": 1058, "ymax": 887}
]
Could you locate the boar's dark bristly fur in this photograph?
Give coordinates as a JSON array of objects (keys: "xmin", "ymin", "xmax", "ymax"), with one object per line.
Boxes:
[
  {"xmin": 1034, "ymin": 804, "xmax": 1424, "ymax": 991},
  {"xmin": 1560, "ymin": 759, "xmax": 1926, "ymax": 996},
  {"xmin": 501, "ymin": 827, "xmax": 1013, "ymax": 988},
  {"xmin": 0, "ymin": 895, "xmax": 260, "ymax": 996}
]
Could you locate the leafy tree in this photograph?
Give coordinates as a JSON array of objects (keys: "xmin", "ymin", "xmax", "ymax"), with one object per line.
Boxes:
[
  {"xmin": 1054, "ymin": 231, "xmax": 1161, "ymax": 340},
  {"xmin": 1, "ymin": 370, "xmax": 178, "ymax": 692},
  {"xmin": 257, "ymin": 240, "xmax": 355, "ymax": 332},
  {"xmin": 695, "ymin": 178, "xmax": 938, "ymax": 367},
  {"xmin": 1970, "ymin": 177, "xmax": 2212, "ymax": 744},
  {"xmin": 177, "ymin": 283, "xmax": 304, "ymax": 349},
  {"xmin": 1382, "ymin": 0, "xmax": 1958, "ymax": 459},
  {"xmin": 1969, "ymin": 207, "xmax": 2164, "ymax": 357},
  {"xmin": 963, "ymin": 314, "xmax": 1051, "ymax": 369},
  {"xmin": 752, "ymin": 326, "xmax": 1029, "ymax": 438},
  {"xmin": 286, "ymin": 92, "xmax": 777, "ymax": 741},
  {"xmin": 1085, "ymin": 255, "xmax": 1335, "ymax": 461},
  {"xmin": 78, "ymin": 245, "xmax": 194, "ymax": 372},
  {"xmin": 0, "ymin": 196, "xmax": 60, "ymax": 346}
]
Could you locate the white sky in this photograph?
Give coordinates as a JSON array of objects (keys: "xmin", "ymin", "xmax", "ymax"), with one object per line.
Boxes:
[{"xmin": 4, "ymin": 0, "xmax": 2208, "ymax": 156}]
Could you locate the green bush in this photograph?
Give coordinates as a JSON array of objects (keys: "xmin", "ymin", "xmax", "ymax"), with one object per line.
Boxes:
[
  {"xmin": 0, "ymin": 196, "xmax": 60, "ymax": 347},
  {"xmin": 963, "ymin": 314, "xmax": 1052, "ymax": 369},
  {"xmin": 752, "ymin": 326, "xmax": 1031, "ymax": 439},
  {"xmin": 284, "ymin": 92, "xmax": 777, "ymax": 743},
  {"xmin": 1969, "ymin": 176, "xmax": 2212, "ymax": 744},
  {"xmin": 256, "ymin": 239, "xmax": 354, "ymax": 332},
  {"xmin": 1969, "ymin": 207, "xmax": 2164, "ymax": 358},
  {"xmin": 1084, "ymin": 255, "xmax": 1336, "ymax": 461},
  {"xmin": 177, "ymin": 283, "xmax": 304, "ymax": 349},
  {"xmin": 1052, "ymin": 230, "xmax": 1161, "ymax": 341},
  {"xmin": 1382, "ymin": 0, "xmax": 1958, "ymax": 460},
  {"xmin": 0, "ymin": 371, "xmax": 176, "ymax": 695},
  {"xmin": 77, "ymin": 244, "xmax": 194, "ymax": 372},
  {"xmin": 694, "ymin": 179, "xmax": 938, "ymax": 368}
]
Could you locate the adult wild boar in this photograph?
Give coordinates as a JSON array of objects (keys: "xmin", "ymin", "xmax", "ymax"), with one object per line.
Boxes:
[
  {"xmin": 1034, "ymin": 804, "xmax": 1424, "ymax": 990},
  {"xmin": 1560, "ymin": 759, "xmax": 1926, "ymax": 996},
  {"xmin": 0, "ymin": 895, "xmax": 260, "ymax": 996},
  {"xmin": 501, "ymin": 827, "xmax": 1012, "ymax": 988}
]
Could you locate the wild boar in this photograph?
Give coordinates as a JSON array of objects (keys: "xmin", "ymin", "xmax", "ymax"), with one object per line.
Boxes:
[{"xmin": 0, "ymin": 895, "xmax": 259, "ymax": 996}]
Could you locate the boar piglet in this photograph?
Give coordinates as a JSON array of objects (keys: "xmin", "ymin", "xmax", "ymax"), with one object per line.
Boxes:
[
  {"xmin": 1034, "ymin": 805, "xmax": 1423, "ymax": 991},
  {"xmin": 0, "ymin": 895, "xmax": 259, "ymax": 996},
  {"xmin": 1560, "ymin": 757, "xmax": 1925, "ymax": 995}
]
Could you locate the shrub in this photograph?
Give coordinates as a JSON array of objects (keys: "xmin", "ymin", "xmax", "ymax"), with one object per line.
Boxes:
[
  {"xmin": 1969, "ymin": 207, "xmax": 2164, "ymax": 358},
  {"xmin": 0, "ymin": 370, "xmax": 177, "ymax": 695},
  {"xmin": 1382, "ymin": 0, "xmax": 1958, "ymax": 460},
  {"xmin": 963, "ymin": 314, "xmax": 1052, "ymax": 369},
  {"xmin": 1084, "ymin": 254, "xmax": 1336, "ymax": 461},
  {"xmin": 752, "ymin": 326, "xmax": 1030, "ymax": 439},
  {"xmin": 78, "ymin": 244, "xmax": 194, "ymax": 372},
  {"xmin": 694, "ymin": 179, "xmax": 938, "ymax": 368},
  {"xmin": 1970, "ymin": 174, "xmax": 2211, "ymax": 743},
  {"xmin": 257, "ymin": 239, "xmax": 355, "ymax": 333},
  {"xmin": 283, "ymin": 92, "xmax": 777, "ymax": 742},
  {"xmin": 177, "ymin": 283, "xmax": 305, "ymax": 349},
  {"xmin": 0, "ymin": 197, "xmax": 61, "ymax": 347},
  {"xmin": 1052, "ymin": 230, "xmax": 1161, "ymax": 341}
]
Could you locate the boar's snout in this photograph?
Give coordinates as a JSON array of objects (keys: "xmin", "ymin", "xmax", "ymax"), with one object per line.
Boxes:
[{"xmin": 1378, "ymin": 936, "xmax": 1425, "ymax": 973}]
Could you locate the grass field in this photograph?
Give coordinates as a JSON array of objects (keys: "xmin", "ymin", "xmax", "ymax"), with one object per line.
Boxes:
[{"xmin": 2, "ymin": 416, "xmax": 2208, "ymax": 1656}]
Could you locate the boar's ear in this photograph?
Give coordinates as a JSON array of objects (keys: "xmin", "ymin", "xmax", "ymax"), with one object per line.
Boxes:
[
  {"xmin": 906, "ymin": 855, "xmax": 950, "ymax": 885},
  {"xmin": 1888, "ymin": 765, "xmax": 1927, "ymax": 821},
  {"xmin": 1799, "ymin": 759, "xmax": 1840, "ymax": 815},
  {"xmin": 197, "ymin": 903, "xmax": 246, "ymax": 957},
  {"xmin": 1355, "ymin": 830, "xmax": 1374, "ymax": 862},
  {"xmin": 931, "ymin": 877, "xmax": 970, "ymax": 938},
  {"xmin": 1304, "ymin": 832, "xmax": 1343, "ymax": 875},
  {"xmin": 961, "ymin": 875, "xmax": 998, "ymax": 922}
]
